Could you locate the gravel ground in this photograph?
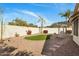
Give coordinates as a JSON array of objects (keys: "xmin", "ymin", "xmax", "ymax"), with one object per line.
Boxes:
[{"xmin": 3, "ymin": 36, "xmax": 45, "ymax": 56}]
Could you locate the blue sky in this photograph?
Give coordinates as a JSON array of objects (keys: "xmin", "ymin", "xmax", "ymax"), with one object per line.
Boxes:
[{"xmin": 0, "ymin": 3, "xmax": 75, "ymax": 26}]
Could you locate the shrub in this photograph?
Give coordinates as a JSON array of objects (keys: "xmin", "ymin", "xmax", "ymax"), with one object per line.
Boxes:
[
  {"xmin": 43, "ymin": 30, "xmax": 48, "ymax": 34},
  {"xmin": 27, "ymin": 30, "xmax": 32, "ymax": 35},
  {"xmin": 15, "ymin": 33, "xmax": 19, "ymax": 37},
  {"xmin": 66, "ymin": 30, "xmax": 72, "ymax": 34}
]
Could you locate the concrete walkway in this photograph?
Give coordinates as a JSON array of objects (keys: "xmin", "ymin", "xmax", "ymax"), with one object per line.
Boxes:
[{"xmin": 41, "ymin": 34, "xmax": 79, "ymax": 56}]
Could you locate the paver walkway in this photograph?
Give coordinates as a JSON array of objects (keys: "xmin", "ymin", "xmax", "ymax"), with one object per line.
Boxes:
[{"xmin": 41, "ymin": 34, "xmax": 79, "ymax": 56}]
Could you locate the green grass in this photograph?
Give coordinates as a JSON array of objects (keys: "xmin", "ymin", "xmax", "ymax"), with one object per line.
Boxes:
[{"xmin": 24, "ymin": 34, "xmax": 47, "ymax": 40}]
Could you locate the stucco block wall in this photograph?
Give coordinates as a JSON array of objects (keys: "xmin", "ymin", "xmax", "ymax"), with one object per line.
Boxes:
[{"xmin": 0, "ymin": 25, "xmax": 72, "ymax": 39}]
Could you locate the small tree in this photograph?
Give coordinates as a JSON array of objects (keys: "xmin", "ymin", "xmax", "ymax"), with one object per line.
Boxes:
[{"xmin": 37, "ymin": 16, "xmax": 46, "ymax": 34}]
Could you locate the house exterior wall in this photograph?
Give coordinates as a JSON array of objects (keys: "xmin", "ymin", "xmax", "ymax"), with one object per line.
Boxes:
[{"xmin": 72, "ymin": 20, "xmax": 79, "ymax": 45}]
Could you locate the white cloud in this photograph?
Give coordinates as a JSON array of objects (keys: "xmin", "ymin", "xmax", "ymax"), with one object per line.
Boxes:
[
  {"xmin": 15, "ymin": 9, "xmax": 39, "ymax": 18},
  {"xmin": 22, "ymin": 10, "xmax": 38, "ymax": 18}
]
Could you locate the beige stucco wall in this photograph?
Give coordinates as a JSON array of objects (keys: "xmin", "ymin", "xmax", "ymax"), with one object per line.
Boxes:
[{"xmin": 0, "ymin": 25, "xmax": 72, "ymax": 39}]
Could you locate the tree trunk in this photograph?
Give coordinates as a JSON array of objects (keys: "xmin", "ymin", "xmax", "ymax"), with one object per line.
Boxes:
[
  {"xmin": 0, "ymin": 19, "xmax": 3, "ymax": 43},
  {"xmin": 40, "ymin": 21, "xmax": 43, "ymax": 34}
]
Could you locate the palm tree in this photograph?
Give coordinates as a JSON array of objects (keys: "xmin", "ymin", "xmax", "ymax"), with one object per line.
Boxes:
[
  {"xmin": 59, "ymin": 9, "xmax": 72, "ymax": 32},
  {"xmin": 0, "ymin": 8, "xmax": 4, "ymax": 43},
  {"xmin": 38, "ymin": 16, "xmax": 46, "ymax": 34}
]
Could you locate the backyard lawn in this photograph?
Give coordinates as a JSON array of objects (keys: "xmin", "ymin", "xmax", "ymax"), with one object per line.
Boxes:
[{"xmin": 24, "ymin": 34, "xmax": 47, "ymax": 40}]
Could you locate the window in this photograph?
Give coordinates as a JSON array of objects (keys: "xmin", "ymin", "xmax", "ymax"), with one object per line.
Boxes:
[{"xmin": 74, "ymin": 19, "xmax": 78, "ymax": 36}]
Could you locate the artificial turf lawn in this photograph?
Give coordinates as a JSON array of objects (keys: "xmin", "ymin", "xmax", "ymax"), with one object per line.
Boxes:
[{"xmin": 24, "ymin": 35, "xmax": 47, "ymax": 40}]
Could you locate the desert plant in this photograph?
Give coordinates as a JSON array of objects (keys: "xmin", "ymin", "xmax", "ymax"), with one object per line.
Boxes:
[
  {"xmin": 27, "ymin": 30, "xmax": 32, "ymax": 35},
  {"xmin": 66, "ymin": 30, "xmax": 72, "ymax": 34},
  {"xmin": 43, "ymin": 30, "xmax": 48, "ymax": 34},
  {"xmin": 15, "ymin": 33, "xmax": 19, "ymax": 37}
]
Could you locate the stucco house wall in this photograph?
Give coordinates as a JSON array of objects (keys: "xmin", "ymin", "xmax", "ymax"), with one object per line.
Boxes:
[{"xmin": 72, "ymin": 20, "xmax": 79, "ymax": 45}]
